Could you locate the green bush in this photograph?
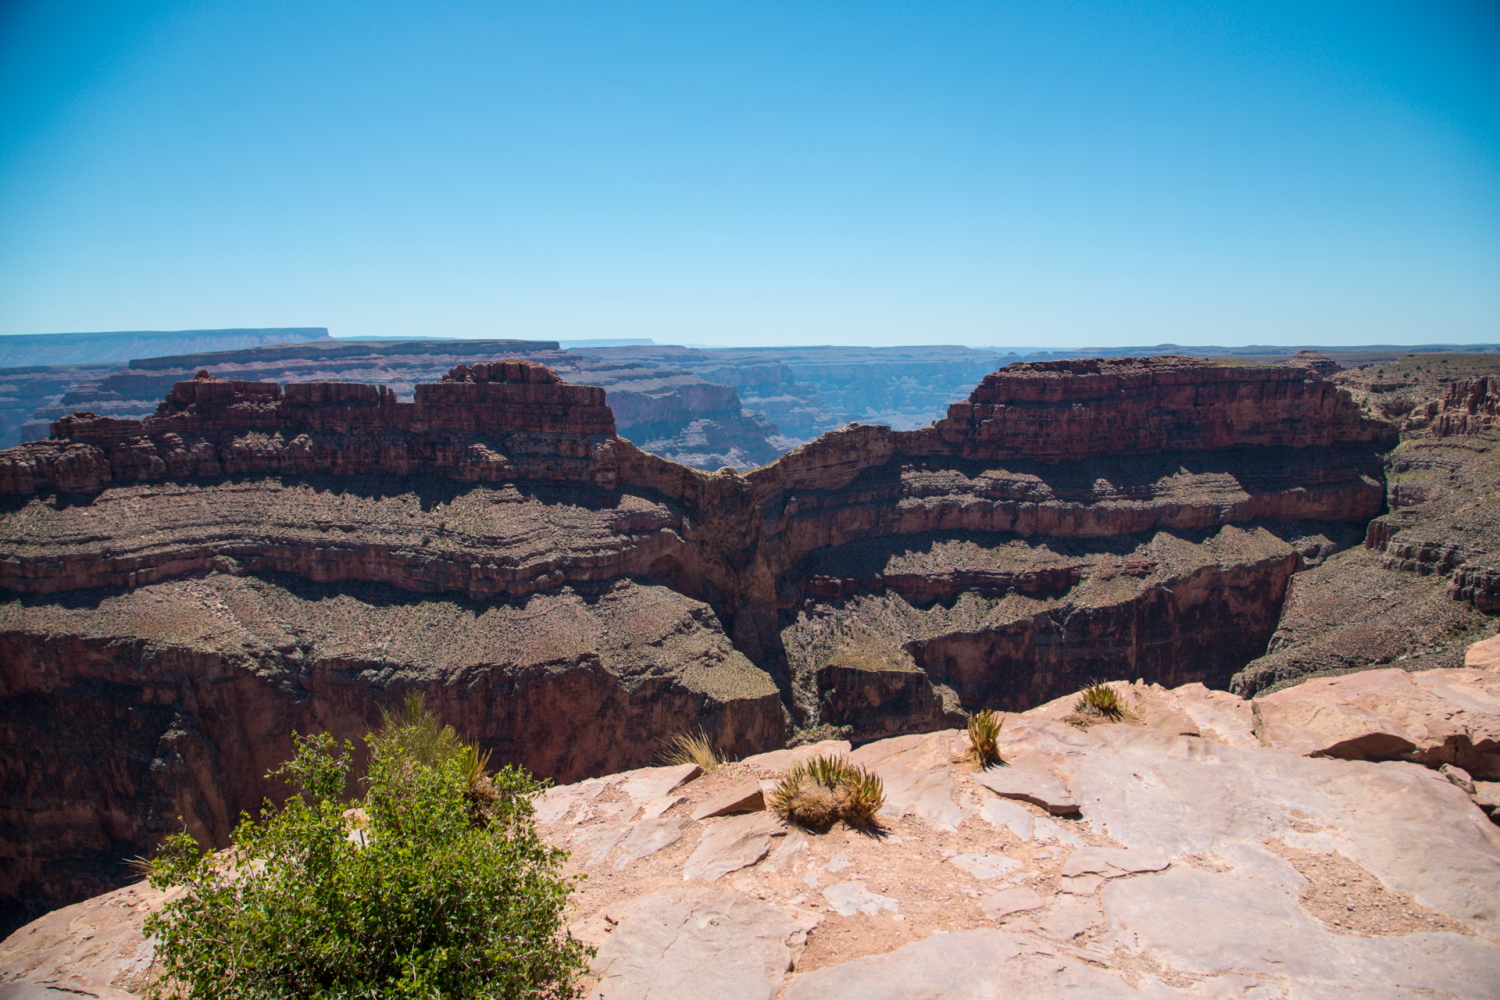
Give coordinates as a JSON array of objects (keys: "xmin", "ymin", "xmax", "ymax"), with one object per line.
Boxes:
[{"xmin": 144, "ymin": 703, "xmax": 590, "ymax": 999}]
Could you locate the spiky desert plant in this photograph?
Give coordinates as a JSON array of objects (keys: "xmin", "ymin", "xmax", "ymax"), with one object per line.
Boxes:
[
  {"xmin": 966, "ymin": 709, "xmax": 1003, "ymax": 768},
  {"xmin": 838, "ymin": 767, "xmax": 886, "ymax": 827},
  {"xmin": 770, "ymin": 754, "xmax": 885, "ymax": 830},
  {"xmin": 1074, "ymin": 681, "xmax": 1125, "ymax": 720},
  {"xmin": 658, "ymin": 728, "xmax": 723, "ymax": 772},
  {"xmin": 368, "ymin": 693, "xmax": 503, "ymax": 823}
]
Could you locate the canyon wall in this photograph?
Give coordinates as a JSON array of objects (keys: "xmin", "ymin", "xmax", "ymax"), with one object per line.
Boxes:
[
  {"xmin": 0, "ymin": 353, "xmax": 1410, "ymax": 929},
  {"xmin": 1231, "ymin": 355, "xmax": 1500, "ymax": 695}
]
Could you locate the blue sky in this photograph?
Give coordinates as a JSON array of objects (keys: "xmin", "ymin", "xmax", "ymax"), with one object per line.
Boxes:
[{"xmin": 1, "ymin": 1, "xmax": 1496, "ymax": 348}]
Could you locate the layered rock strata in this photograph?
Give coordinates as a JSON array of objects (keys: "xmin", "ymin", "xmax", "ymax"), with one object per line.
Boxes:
[
  {"xmin": 14, "ymin": 340, "xmax": 791, "ymax": 470},
  {"xmin": 749, "ymin": 357, "xmax": 1393, "ymax": 735},
  {"xmin": 0, "ymin": 362, "xmax": 785, "ymax": 929},
  {"xmin": 0, "ymin": 354, "xmax": 1406, "ymax": 927},
  {"xmin": 1233, "ymin": 355, "xmax": 1500, "ymax": 694}
]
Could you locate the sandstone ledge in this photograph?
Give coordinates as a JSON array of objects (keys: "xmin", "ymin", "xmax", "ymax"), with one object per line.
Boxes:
[{"xmin": 7, "ymin": 663, "xmax": 1499, "ymax": 998}]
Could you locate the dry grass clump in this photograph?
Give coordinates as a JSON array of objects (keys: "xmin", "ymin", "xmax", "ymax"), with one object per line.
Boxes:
[
  {"xmin": 1074, "ymin": 681, "xmax": 1126, "ymax": 720},
  {"xmin": 770, "ymin": 755, "xmax": 885, "ymax": 830},
  {"xmin": 658, "ymin": 728, "xmax": 723, "ymax": 772},
  {"xmin": 966, "ymin": 709, "xmax": 1003, "ymax": 768}
]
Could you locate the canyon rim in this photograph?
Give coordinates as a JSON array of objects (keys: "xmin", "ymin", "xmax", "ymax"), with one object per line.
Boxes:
[{"xmin": 1, "ymin": 350, "xmax": 1498, "ymax": 995}]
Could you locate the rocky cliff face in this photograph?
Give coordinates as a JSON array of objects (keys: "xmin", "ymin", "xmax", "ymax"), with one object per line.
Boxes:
[
  {"xmin": 1232, "ymin": 354, "xmax": 1500, "ymax": 695},
  {"xmin": 0, "ymin": 354, "xmax": 1419, "ymax": 930},
  {"xmin": 742, "ymin": 357, "xmax": 1393, "ymax": 736},
  {"xmin": 8, "ymin": 340, "xmax": 790, "ymax": 470}
]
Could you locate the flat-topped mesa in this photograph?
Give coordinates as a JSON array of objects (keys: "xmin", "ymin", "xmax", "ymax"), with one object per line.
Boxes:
[
  {"xmin": 0, "ymin": 362, "xmax": 618, "ymax": 493},
  {"xmin": 936, "ymin": 356, "xmax": 1392, "ymax": 462}
]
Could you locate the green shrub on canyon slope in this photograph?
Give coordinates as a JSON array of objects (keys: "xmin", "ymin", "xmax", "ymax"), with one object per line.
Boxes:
[{"xmin": 144, "ymin": 703, "xmax": 590, "ymax": 1000}]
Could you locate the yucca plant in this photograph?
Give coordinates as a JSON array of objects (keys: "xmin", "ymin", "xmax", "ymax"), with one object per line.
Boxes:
[
  {"xmin": 657, "ymin": 728, "xmax": 723, "ymax": 772},
  {"xmin": 770, "ymin": 754, "xmax": 885, "ymax": 830},
  {"xmin": 1074, "ymin": 681, "xmax": 1125, "ymax": 720},
  {"xmin": 367, "ymin": 693, "xmax": 508, "ymax": 825},
  {"xmin": 966, "ymin": 709, "xmax": 1003, "ymax": 768}
]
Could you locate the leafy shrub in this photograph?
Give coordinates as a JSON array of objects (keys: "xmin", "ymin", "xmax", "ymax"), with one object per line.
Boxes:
[
  {"xmin": 1074, "ymin": 681, "xmax": 1125, "ymax": 720},
  {"xmin": 143, "ymin": 702, "xmax": 590, "ymax": 999},
  {"xmin": 769, "ymin": 755, "xmax": 885, "ymax": 830},
  {"xmin": 966, "ymin": 710, "xmax": 1003, "ymax": 768},
  {"xmin": 657, "ymin": 727, "xmax": 722, "ymax": 772}
]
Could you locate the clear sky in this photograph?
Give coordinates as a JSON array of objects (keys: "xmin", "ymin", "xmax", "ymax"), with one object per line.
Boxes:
[{"xmin": 1, "ymin": 1, "xmax": 1496, "ymax": 348}]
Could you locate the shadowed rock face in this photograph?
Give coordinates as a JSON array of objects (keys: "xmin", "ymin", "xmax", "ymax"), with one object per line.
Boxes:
[{"xmin": 0, "ymin": 355, "xmax": 1401, "ymax": 926}]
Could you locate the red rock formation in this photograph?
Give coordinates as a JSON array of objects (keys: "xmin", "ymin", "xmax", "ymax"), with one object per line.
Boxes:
[
  {"xmin": 933, "ymin": 356, "xmax": 1389, "ymax": 462},
  {"xmin": 0, "ymin": 364, "xmax": 616, "ymax": 495},
  {"xmin": 0, "ymin": 354, "xmax": 1405, "ymax": 928},
  {"xmin": 1432, "ymin": 376, "xmax": 1499, "ymax": 439}
]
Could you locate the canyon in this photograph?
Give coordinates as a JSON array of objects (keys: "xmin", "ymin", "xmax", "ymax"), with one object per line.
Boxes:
[
  {"xmin": 6, "ymin": 649, "xmax": 1500, "ymax": 998},
  {"xmin": 1, "ymin": 350, "xmax": 1498, "ymax": 940}
]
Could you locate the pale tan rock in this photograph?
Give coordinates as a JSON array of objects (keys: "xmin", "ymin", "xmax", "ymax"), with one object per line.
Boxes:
[
  {"xmin": 619, "ymin": 763, "xmax": 704, "ymax": 803},
  {"xmin": 1253, "ymin": 667, "xmax": 1500, "ymax": 778},
  {"xmin": 740, "ymin": 740, "xmax": 852, "ymax": 773},
  {"xmin": 821, "ymin": 882, "xmax": 899, "ymax": 916},
  {"xmin": 691, "ymin": 778, "xmax": 766, "ymax": 820},
  {"xmin": 976, "ymin": 796, "xmax": 1034, "ymax": 840},
  {"xmin": 1034, "ymin": 896, "xmax": 1104, "ymax": 940},
  {"xmin": 572, "ymin": 822, "xmax": 631, "ymax": 866},
  {"xmin": 1167, "ymin": 682, "xmax": 1259, "ymax": 748},
  {"xmin": 1058, "ymin": 875, "xmax": 1103, "ymax": 895},
  {"xmin": 1465, "ymin": 633, "xmax": 1500, "ymax": 672},
  {"xmin": 849, "ymin": 731, "xmax": 967, "ymax": 831},
  {"xmin": 946, "ymin": 853, "xmax": 1021, "ymax": 881},
  {"xmin": 1474, "ymin": 780, "xmax": 1500, "ymax": 810},
  {"xmin": 682, "ymin": 812, "xmax": 785, "ymax": 882},
  {"xmin": 1061, "ymin": 846, "xmax": 1170, "ymax": 878},
  {"xmin": 972, "ymin": 758, "xmax": 1079, "ymax": 815},
  {"xmin": 639, "ymin": 794, "xmax": 686, "ymax": 821},
  {"xmin": 0, "ymin": 879, "xmax": 170, "ymax": 999},
  {"xmin": 591, "ymin": 887, "xmax": 804, "ymax": 1000},
  {"xmin": 979, "ymin": 886, "xmax": 1044, "ymax": 919},
  {"xmin": 613, "ymin": 817, "xmax": 686, "ymax": 869}
]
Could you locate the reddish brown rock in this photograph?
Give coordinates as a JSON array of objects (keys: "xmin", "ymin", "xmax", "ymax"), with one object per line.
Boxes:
[{"xmin": 0, "ymin": 355, "xmax": 1410, "ymax": 929}]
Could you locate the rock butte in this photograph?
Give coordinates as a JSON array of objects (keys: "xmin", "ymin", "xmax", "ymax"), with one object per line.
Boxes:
[
  {"xmin": 4, "ymin": 653, "xmax": 1499, "ymax": 997},
  {"xmin": 1, "ymin": 353, "xmax": 1497, "ymax": 937}
]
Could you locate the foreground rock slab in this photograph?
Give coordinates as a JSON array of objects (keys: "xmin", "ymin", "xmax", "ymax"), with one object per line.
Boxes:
[
  {"xmin": 590, "ymin": 888, "xmax": 811, "ymax": 1000},
  {"xmin": 6, "ymin": 661, "xmax": 1500, "ymax": 999}
]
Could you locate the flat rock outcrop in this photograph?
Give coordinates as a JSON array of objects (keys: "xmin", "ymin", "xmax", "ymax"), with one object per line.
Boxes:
[{"xmin": 8, "ymin": 660, "xmax": 1499, "ymax": 998}]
